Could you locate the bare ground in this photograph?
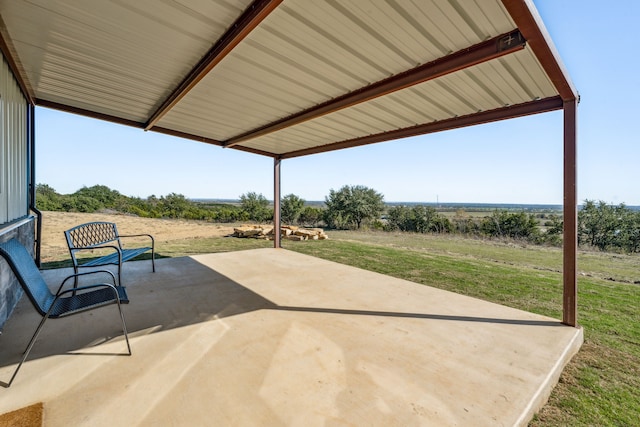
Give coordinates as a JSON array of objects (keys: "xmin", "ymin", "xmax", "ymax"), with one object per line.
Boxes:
[{"xmin": 39, "ymin": 211, "xmax": 237, "ymax": 263}]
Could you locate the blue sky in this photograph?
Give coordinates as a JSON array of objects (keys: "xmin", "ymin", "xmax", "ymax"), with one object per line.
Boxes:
[{"xmin": 35, "ymin": 1, "xmax": 639, "ymax": 205}]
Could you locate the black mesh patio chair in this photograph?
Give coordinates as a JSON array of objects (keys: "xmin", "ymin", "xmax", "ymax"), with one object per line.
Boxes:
[{"xmin": 0, "ymin": 238, "xmax": 131, "ymax": 388}]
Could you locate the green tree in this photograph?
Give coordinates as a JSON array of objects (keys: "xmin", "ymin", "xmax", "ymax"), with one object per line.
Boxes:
[
  {"xmin": 61, "ymin": 194, "xmax": 102, "ymax": 213},
  {"xmin": 480, "ymin": 210, "xmax": 539, "ymax": 240},
  {"xmin": 541, "ymin": 214, "xmax": 563, "ymax": 246},
  {"xmin": 159, "ymin": 193, "xmax": 191, "ymax": 218},
  {"xmin": 299, "ymin": 206, "xmax": 322, "ymax": 226},
  {"xmin": 281, "ymin": 194, "xmax": 305, "ymax": 225},
  {"xmin": 452, "ymin": 209, "xmax": 481, "ymax": 235},
  {"xmin": 324, "ymin": 185, "xmax": 385, "ymax": 230},
  {"xmin": 619, "ymin": 210, "xmax": 640, "ymax": 253},
  {"xmin": 578, "ymin": 200, "xmax": 640, "ymax": 252},
  {"xmin": 74, "ymin": 185, "xmax": 122, "ymax": 208},
  {"xmin": 385, "ymin": 205, "xmax": 451, "ymax": 233},
  {"xmin": 578, "ymin": 200, "xmax": 619, "ymax": 251},
  {"xmin": 240, "ymin": 192, "xmax": 272, "ymax": 222},
  {"xmin": 35, "ymin": 184, "xmax": 63, "ymax": 211}
]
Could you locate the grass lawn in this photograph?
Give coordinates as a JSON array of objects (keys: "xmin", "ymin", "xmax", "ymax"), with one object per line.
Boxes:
[{"xmin": 39, "ymin": 216, "xmax": 639, "ymax": 426}]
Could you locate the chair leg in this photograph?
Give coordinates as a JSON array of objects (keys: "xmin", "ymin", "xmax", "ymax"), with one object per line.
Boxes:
[
  {"xmin": 151, "ymin": 249, "xmax": 156, "ymax": 273},
  {"xmin": 3, "ymin": 314, "xmax": 50, "ymax": 388},
  {"xmin": 116, "ymin": 299, "xmax": 132, "ymax": 356},
  {"xmin": 72, "ymin": 265, "xmax": 79, "ymax": 294}
]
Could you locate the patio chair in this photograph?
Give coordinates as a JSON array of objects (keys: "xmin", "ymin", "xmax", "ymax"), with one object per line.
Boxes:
[{"xmin": 0, "ymin": 238, "xmax": 131, "ymax": 388}]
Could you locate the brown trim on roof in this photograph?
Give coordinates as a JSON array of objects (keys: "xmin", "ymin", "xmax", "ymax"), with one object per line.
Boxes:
[
  {"xmin": 152, "ymin": 126, "xmax": 277, "ymax": 158},
  {"xmin": 36, "ymin": 98, "xmax": 274, "ymax": 157},
  {"xmin": 38, "ymin": 97, "xmax": 273, "ymax": 157},
  {"xmin": 0, "ymin": 15, "xmax": 35, "ymax": 105},
  {"xmin": 501, "ymin": 0, "xmax": 578, "ymax": 101},
  {"xmin": 279, "ymin": 96, "xmax": 563, "ymax": 159},
  {"xmin": 144, "ymin": 0, "xmax": 283, "ymax": 130},
  {"xmin": 150, "ymin": 126, "xmax": 223, "ymax": 146},
  {"xmin": 225, "ymin": 30, "xmax": 526, "ymax": 148},
  {"xmin": 36, "ymin": 98, "xmax": 144, "ymax": 128}
]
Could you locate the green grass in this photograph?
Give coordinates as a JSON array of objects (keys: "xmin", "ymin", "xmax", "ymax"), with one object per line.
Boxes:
[{"xmin": 40, "ymin": 229, "xmax": 640, "ymax": 425}]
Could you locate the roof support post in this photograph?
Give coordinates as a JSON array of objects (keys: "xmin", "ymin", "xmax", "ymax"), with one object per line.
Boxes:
[
  {"xmin": 273, "ymin": 157, "xmax": 282, "ymax": 248},
  {"xmin": 562, "ymin": 98, "xmax": 578, "ymax": 326}
]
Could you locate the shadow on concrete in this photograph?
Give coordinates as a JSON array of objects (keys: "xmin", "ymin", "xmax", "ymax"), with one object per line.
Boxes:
[{"xmin": 1, "ymin": 254, "xmax": 563, "ymax": 372}]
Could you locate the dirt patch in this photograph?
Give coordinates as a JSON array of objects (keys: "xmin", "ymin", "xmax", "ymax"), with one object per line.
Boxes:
[
  {"xmin": 0, "ymin": 402, "xmax": 43, "ymax": 427},
  {"xmin": 39, "ymin": 211, "xmax": 236, "ymax": 263}
]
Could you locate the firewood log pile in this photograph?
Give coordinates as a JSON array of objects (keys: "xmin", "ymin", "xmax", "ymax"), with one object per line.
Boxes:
[{"xmin": 231, "ymin": 225, "xmax": 328, "ymax": 241}]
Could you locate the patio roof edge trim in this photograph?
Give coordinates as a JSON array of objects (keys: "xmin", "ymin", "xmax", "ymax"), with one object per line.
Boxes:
[
  {"xmin": 35, "ymin": 97, "xmax": 277, "ymax": 157},
  {"xmin": 0, "ymin": 15, "xmax": 34, "ymax": 105},
  {"xmin": 144, "ymin": 0, "xmax": 283, "ymax": 131},
  {"xmin": 224, "ymin": 29, "xmax": 527, "ymax": 148},
  {"xmin": 36, "ymin": 98, "xmax": 144, "ymax": 128},
  {"xmin": 501, "ymin": 0, "xmax": 578, "ymax": 101},
  {"xmin": 279, "ymin": 96, "xmax": 564, "ymax": 159}
]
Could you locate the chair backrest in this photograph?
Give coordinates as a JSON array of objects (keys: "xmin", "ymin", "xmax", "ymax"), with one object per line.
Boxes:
[
  {"xmin": 65, "ymin": 222, "xmax": 120, "ymax": 249},
  {"xmin": 0, "ymin": 239, "xmax": 55, "ymax": 316}
]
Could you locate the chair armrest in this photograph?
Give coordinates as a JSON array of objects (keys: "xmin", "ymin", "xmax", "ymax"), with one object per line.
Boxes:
[
  {"xmin": 57, "ymin": 270, "xmax": 117, "ymax": 294},
  {"xmin": 117, "ymin": 234, "xmax": 155, "ymax": 247},
  {"xmin": 52, "ymin": 283, "xmax": 125, "ymax": 308},
  {"xmin": 56, "ymin": 282, "xmax": 118, "ymax": 297}
]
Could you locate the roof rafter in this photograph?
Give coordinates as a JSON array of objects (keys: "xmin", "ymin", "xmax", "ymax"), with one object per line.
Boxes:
[
  {"xmin": 225, "ymin": 29, "xmax": 526, "ymax": 148},
  {"xmin": 152, "ymin": 126, "xmax": 276, "ymax": 158},
  {"xmin": 144, "ymin": 0, "xmax": 283, "ymax": 131},
  {"xmin": 279, "ymin": 96, "xmax": 563, "ymax": 159}
]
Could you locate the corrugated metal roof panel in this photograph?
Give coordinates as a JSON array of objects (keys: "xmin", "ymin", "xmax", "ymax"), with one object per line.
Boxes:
[
  {"xmin": 236, "ymin": 46, "xmax": 560, "ymax": 155},
  {"xmin": 1, "ymin": 0, "xmax": 572, "ymax": 158},
  {"xmin": 157, "ymin": 0, "xmax": 522, "ymax": 141},
  {"xmin": 0, "ymin": 0, "xmax": 253, "ymax": 121}
]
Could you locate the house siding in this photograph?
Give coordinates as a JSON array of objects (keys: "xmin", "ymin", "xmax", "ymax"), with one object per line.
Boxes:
[{"xmin": 0, "ymin": 50, "xmax": 31, "ymax": 329}]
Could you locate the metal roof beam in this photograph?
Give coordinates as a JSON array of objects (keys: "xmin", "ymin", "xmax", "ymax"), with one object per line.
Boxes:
[
  {"xmin": 225, "ymin": 29, "xmax": 526, "ymax": 148},
  {"xmin": 280, "ymin": 96, "xmax": 563, "ymax": 159},
  {"xmin": 37, "ymin": 98, "xmax": 275, "ymax": 157},
  {"xmin": 152, "ymin": 127, "xmax": 277, "ymax": 158},
  {"xmin": 501, "ymin": 0, "xmax": 578, "ymax": 101},
  {"xmin": 144, "ymin": 0, "xmax": 283, "ymax": 131},
  {"xmin": 36, "ymin": 99, "xmax": 145, "ymax": 128}
]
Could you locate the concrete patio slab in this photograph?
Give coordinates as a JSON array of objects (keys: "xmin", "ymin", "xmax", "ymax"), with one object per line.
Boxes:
[{"xmin": 0, "ymin": 248, "xmax": 582, "ymax": 426}]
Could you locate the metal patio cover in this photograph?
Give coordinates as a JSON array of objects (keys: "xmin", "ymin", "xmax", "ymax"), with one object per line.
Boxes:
[
  {"xmin": 0, "ymin": 0, "xmax": 579, "ymax": 326},
  {"xmin": 0, "ymin": 0, "xmax": 576, "ymax": 158}
]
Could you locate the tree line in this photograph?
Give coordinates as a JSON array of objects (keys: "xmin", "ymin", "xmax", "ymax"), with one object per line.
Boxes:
[
  {"xmin": 35, "ymin": 184, "xmax": 324, "ymax": 225},
  {"xmin": 36, "ymin": 184, "xmax": 640, "ymax": 253}
]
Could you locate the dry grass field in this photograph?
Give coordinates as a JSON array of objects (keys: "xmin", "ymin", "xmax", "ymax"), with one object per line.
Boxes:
[{"xmin": 39, "ymin": 211, "xmax": 240, "ymax": 265}]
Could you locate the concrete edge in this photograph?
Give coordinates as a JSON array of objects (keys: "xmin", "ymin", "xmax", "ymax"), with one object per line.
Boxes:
[{"xmin": 515, "ymin": 325, "xmax": 584, "ymax": 426}]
